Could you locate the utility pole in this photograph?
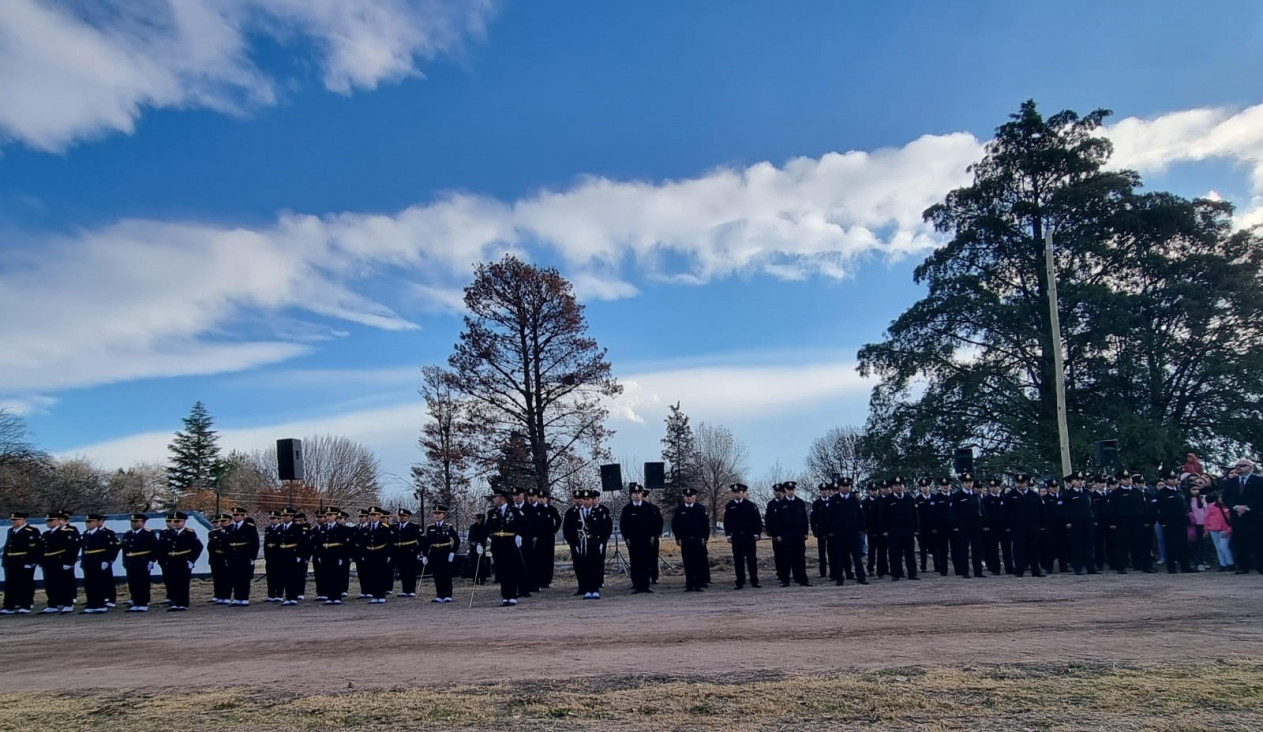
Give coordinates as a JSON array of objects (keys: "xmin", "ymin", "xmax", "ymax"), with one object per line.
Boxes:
[{"xmin": 1045, "ymin": 228, "xmax": 1072, "ymax": 476}]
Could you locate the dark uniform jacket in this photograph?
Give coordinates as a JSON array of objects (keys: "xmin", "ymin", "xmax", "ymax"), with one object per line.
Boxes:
[
  {"xmin": 620, "ymin": 501, "xmax": 664, "ymax": 542},
  {"xmin": 1155, "ymin": 487, "xmax": 1189, "ymax": 528},
  {"xmin": 80, "ymin": 527, "xmax": 121, "ymax": 568},
  {"xmin": 358, "ymin": 521, "xmax": 394, "ymax": 561},
  {"xmin": 810, "ymin": 496, "xmax": 829, "ymax": 538},
  {"xmin": 120, "ymin": 527, "xmax": 159, "ymax": 569},
  {"xmin": 160, "ymin": 527, "xmax": 204, "ymax": 568},
  {"xmin": 563, "ymin": 504, "xmax": 613, "ymax": 550},
  {"xmin": 883, "ymin": 492, "xmax": 919, "ymax": 533},
  {"xmin": 41, "ymin": 525, "xmax": 81, "ymax": 569},
  {"xmin": 722, "ymin": 499, "xmax": 763, "ymax": 537},
  {"xmin": 915, "ymin": 493, "xmax": 937, "ymax": 534},
  {"xmin": 949, "ymin": 490, "xmax": 983, "ymax": 530},
  {"xmin": 392, "ymin": 521, "xmax": 423, "ymax": 560},
  {"xmin": 1005, "ymin": 489, "xmax": 1045, "ymax": 527},
  {"xmin": 981, "ymin": 493, "xmax": 1006, "ymax": 532},
  {"xmin": 227, "ymin": 519, "xmax": 260, "ymax": 561},
  {"xmin": 422, "ymin": 523, "xmax": 461, "ymax": 556},
  {"xmin": 670, "ymin": 502, "xmax": 710, "ymax": 542},
  {"xmin": 3, "ymin": 523, "xmax": 43, "ymax": 567},
  {"xmin": 1062, "ymin": 488, "xmax": 1094, "ymax": 522},
  {"xmin": 776, "ymin": 496, "xmax": 810, "ymax": 538},
  {"xmin": 825, "ymin": 493, "xmax": 865, "ymax": 534},
  {"xmin": 1106, "ymin": 487, "xmax": 1146, "ymax": 525}
]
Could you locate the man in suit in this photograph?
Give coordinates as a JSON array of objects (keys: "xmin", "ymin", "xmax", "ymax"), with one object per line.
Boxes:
[
  {"xmin": 723, "ymin": 483, "xmax": 763, "ymax": 590},
  {"xmin": 1222, "ymin": 458, "xmax": 1263, "ymax": 574}
]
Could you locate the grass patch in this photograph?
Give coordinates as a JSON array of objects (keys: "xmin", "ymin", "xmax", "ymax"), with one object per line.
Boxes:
[{"xmin": 1, "ymin": 660, "xmax": 1261, "ymax": 731}]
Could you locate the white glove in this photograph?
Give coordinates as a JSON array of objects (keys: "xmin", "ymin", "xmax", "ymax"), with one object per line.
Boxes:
[
  {"xmin": 148, "ymin": 562, "xmax": 155, "ymax": 572},
  {"xmin": 599, "ymin": 543, "xmax": 605, "ymax": 553},
  {"xmin": 101, "ymin": 561, "xmax": 109, "ymax": 571},
  {"xmin": 337, "ymin": 559, "xmax": 343, "ymax": 567},
  {"xmin": 24, "ymin": 564, "xmax": 34, "ymax": 570},
  {"xmin": 187, "ymin": 561, "xmax": 195, "ymax": 570},
  {"xmin": 448, "ymin": 552, "xmax": 454, "ymax": 562},
  {"xmin": 476, "ymin": 544, "xmax": 484, "ymax": 555},
  {"xmin": 515, "ymin": 535, "xmax": 522, "ymax": 548},
  {"xmin": 249, "ymin": 560, "xmax": 256, "ymax": 567},
  {"xmin": 63, "ymin": 564, "xmax": 74, "ymax": 571},
  {"xmin": 296, "ymin": 557, "xmax": 303, "ymax": 563},
  {"xmin": 421, "ymin": 556, "xmax": 429, "ymax": 566}
]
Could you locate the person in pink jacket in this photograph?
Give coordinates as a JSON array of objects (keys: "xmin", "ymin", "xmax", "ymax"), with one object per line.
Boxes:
[
  {"xmin": 1187, "ymin": 483, "xmax": 1210, "ymax": 570},
  {"xmin": 1205, "ymin": 493, "xmax": 1234, "ymax": 571}
]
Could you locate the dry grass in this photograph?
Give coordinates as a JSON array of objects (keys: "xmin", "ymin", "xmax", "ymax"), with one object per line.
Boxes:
[{"xmin": 2, "ymin": 660, "xmax": 1260, "ymax": 731}]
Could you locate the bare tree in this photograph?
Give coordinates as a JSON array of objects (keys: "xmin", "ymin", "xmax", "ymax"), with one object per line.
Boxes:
[
  {"xmin": 412, "ymin": 365, "xmax": 478, "ymax": 526},
  {"xmin": 0, "ymin": 409, "xmax": 52, "ymax": 512},
  {"xmin": 41, "ymin": 457, "xmax": 109, "ymax": 513},
  {"xmin": 806, "ymin": 426, "xmax": 875, "ymax": 487},
  {"xmin": 447, "ymin": 254, "xmax": 622, "ymax": 495},
  {"xmin": 107, "ymin": 463, "xmax": 169, "ymax": 512},
  {"xmin": 694, "ymin": 422, "xmax": 749, "ymax": 522},
  {"xmin": 246, "ymin": 434, "xmax": 382, "ymax": 509}
]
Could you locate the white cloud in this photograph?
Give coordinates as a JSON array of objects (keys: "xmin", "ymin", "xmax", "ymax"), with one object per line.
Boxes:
[
  {"xmin": 0, "ymin": 394, "xmax": 57, "ymax": 416},
  {"xmin": 0, "ymin": 0, "xmax": 495, "ymax": 152},
  {"xmin": 7, "ymin": 103, "xmax": 1263, "ymax": 398}
]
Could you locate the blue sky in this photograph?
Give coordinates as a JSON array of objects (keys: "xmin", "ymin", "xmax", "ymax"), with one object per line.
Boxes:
[{"xmin": 2, "ymin": 0, "xmax": 1262, "ymax": 497}]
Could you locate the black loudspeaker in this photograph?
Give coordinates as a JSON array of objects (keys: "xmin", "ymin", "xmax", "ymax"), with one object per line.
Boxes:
[
  {"xmin": 644, "ymin": 462, "xmax": 665, "ymax": 491},
  {"xmin": 600, "ymin": 463, "xmax": 623, "ymax": 492},
  {"xmin": 952, "ymin": 447, "xmax": 974, "ymax": 476},
  {"xmin": 277, "ymin": 438, "xmax": 304, "ymax": 482},
  {"xmin": 1095, "ymin": 439, "xmax": 1119, "ymax": 467}
]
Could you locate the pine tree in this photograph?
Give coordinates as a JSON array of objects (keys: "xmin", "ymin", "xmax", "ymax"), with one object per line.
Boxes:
[
  {"xmin": 659, "ymin": 402, "xmax": 699, "ymax": 515},
  {"xmin": 167, "ymin": 401, "xmax": 226, "ymax": 499}
]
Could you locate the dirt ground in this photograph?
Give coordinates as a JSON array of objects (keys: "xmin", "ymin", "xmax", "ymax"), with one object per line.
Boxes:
[{"xmin": 2, "ymin": 552, "xmax": 1261, "ymax": 698}]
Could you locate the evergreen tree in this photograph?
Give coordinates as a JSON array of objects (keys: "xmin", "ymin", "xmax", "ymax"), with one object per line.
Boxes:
[
  {"xmin": 167, "ymin": 401, "xmax": 226, "ymax": 499},
  {"xmin": 659, "ymin": 402, "xmax": 699, "ymax": 515}
]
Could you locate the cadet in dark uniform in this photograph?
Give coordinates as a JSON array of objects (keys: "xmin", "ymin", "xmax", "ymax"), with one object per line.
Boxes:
[
  {"xmin": 263, "ymin": 510, "xmax": 283, "ymax": 602},
  {"xmin": 226, "ymin": 506, "xmax": 258, "ymax": 606},
  {"xmin": 949, "ymin": 473, "xmax": 985, "ymax": 578},
  {"xmin": 421, "ymin": 505, "xmax": 461, "ymax": 602},
  {"xmin": 312, "ymin": 507, "xmax": 338, "ymax": 602},
  {"xmin": 778, "ymin": 482, "xmax": 811, "ymax": 586},
  {"xmin": 159, "ymin": 511, "xmax": 203, "ymax": 612},
  {"xmin": 534, "ymin": 490, "xmax": 563, "ymax": 589},
  {"xmin": 980, "ymin": 478, "xmax": 1008, "ymax": 575},
  {"xmin": 863, "ymin": 483, "xmax": 886, "ymax": 578},
  {"xmin": 353, "ymin": 508, "xmax": 371, "ymax": 598},
  {"xmin": 564, "ymin": 488, "xmax": 613, "ymax": 599},
  {"xmin": 293, "ymin": 512, "xmax": 313, "ymax": 599},
  {"xmin": 510, "ymin": 488, "xmax": 539, "ymax": 595},
  {"xmin": 620, "ymin": 483, "xmax": 664, "ymax": 593},
  {"xmin": 2, "ymin": 511, "xmax": 42, "ymax": 614},
  {"xmin": 467, "ymin": 511, "xmax": 490, "ymax": 584},
  {"xmin": 764, "ymin": 483, "xmax": 787, "ymax": 584},
  {"xmin": 931, "ymin": 478, "xmax": 953, "ymax": 575},
  {"xmin": 671, "ymin": 487, "xmax": 710, "ymax": 591},
  {"xmin": 914, "ymin": 479, "xmax": 935, "ymax": 573},
  {"xmin": 273, "ymin": 508, "xmax": 304, "ymax": 605},
  {"xmin": 120, "ymin": 513, "xmax": 157, "ymax": 612},
  {"xmin": 883, "ymin": 477, "xmax": 918, "ymax": 580},
  {"xmin": 1062, "ymin": 471, "xmax": 1098, "ymax": 575},
  {"xmin": 1106, "ymin": 472, "xmax": 1154, "ymax": 573},
  {"xmin": 1156, "ymin": 468, "xmax": 1195, "ymax": 573},
  {"xmin": 810, "ymin": 483, "xmax": 832, "ymax": 578},
  {"xmin": 826, "ymin": 478, "xmax": 867, "ymax": 586},
  {"xmin": 79, "ymin": 513, "xmax": 120, "ymax": 613},
  {"xmin": 1090, "ymin": 476, "xmax": 1111, "ymax": 573},
  {"xmin": 207, "ymin": 513, "xmax": 230, "ymax": 604},
  {"xmin": 1005, "ymin": 475, "xmax": 1046, "ymax": 577},
  {"xmin": 40, "ymin": 511, "xmax": 80, "ymax": 614},
  {"xmin": 392, "ymin": 508, "xmax": 422, "ymax": 598},
  {"xmin": 318, "ymin": 508, "xmax": 352, "ymax": 604},
  {"xmin": 1042, "ymin": 480, "xmax": 1071, "ymax": 573},
  {"xmin": 359, "ymin": 507, "xmax": 394, "ymax": 603},
  {"xmin": 723, "ymin": 483, "xmax": 763, "ymax": 589},
  {"xmin": 486, "ymin": 491, "xmax": 527, "ymax": 606}
]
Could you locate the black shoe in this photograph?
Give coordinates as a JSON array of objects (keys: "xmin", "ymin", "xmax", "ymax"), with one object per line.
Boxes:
[
  {"xmin": 908, "ymin": 575, "xmax": 919, "ymax": 580},
  {"xmin": 1116, "ymin": 569, "xmax": 1128, "ymax": 574},
  {"xmin": 891, "ymin": 576, "xmax": 900, "ymax": 581},
  {"xmin": 1087, "ymin": 570, "xmax": 1099, "ymax": 575},
  {"xmin": 750, "ymin": 582, "xmax": 761, "ymax": 588},
  {"xmin": 834, "ymin": 580, "xmax": 845, "ymax": 586},
  {"xmin": 857, "ymin": 578, "xmax": 869, "ymax": 585},
  {"xmin": 1031, "ymin": 573, "xmax": 1045, "ymax": 577},
  {"xmin": 779, "ymin": 581, "xmax": 790, "ymax": 587},
  {"xmin": 797, "ymin": 581, "xmax": 812, "ymax": 587},
  {"xmin": 1143, "ymin": 568, "xmax": 1158, "ymax": 573},
  {"xmin": 733, "ymin": 585, "xmax": 744, "ymax": 590},
  {"xmin": 1074, "ymin": 570, "xmax": 1083, "ymax": 575}
]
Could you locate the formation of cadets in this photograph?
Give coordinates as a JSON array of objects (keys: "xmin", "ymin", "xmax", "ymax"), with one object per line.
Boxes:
[{"xmin": 5, "ymin": 462, "xmax": 1262, "ymax": 615}]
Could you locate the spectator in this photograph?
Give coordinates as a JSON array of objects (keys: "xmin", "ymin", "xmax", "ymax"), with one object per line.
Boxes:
[
  {"xmin": 1183, "ymin": 452, "xmax": 1204, "ymax": 475},
  {"xmin": 1187, "ymin": 481, "xmax": 1209, "ymax": 570},
  {"xmin": 1205, "ymin": 492, "xmax": 1234, "ymax": 571}
]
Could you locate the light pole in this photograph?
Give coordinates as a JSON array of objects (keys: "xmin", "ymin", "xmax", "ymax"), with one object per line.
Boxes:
[{"xmin": 1045, "ymin": 228, "xmax": 1072, "ymax": 476}]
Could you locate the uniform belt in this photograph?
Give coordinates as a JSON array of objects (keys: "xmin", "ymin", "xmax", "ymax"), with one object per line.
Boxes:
[
  {"xmin": 45, "ymin": 549, "xmax": 66, "ymax": 556},
  {"xmin": 125, "ymin": 551, "xmax": 151, "ymax": 557},
  {"xmin": 429, "ymin": 542, "xmax": 452, "ymax": 548},
  {"xmin": 280, "ymin": 543, "xmax": 299, "ymax": 549},
  {"xmin": 325, "ymin": 542, "xmax": 343, "ymax": 548},
  {"xmin": 84, "ymin": 548, "xmax": 108, "ymax": 554},
  {"xmin": 491, "ymin": 532, "xmax": 515, "ymax": 537},
  {"xmin": 228, "ymin": 542, "xmax": 250, "ymax": 547},
  {"xmin": 396, "ymin": 540, "xmax": 418, "ymax": 546},
  {"xmin": 365, "ymin": 544, "xmax": 387, "ymax": 551},
  {"xmin": 170, "ymin": 549, "xmax": 192, "ymax": 556},
  {"xmin": 6, "ymin": 551, "xmax": 26, "ymax": 556}
]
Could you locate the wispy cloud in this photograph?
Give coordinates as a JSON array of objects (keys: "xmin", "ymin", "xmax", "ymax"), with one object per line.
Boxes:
[
  {"xmin": 5, "ymin": 103, "xmax": 1263, "ymax": 399},
  {"xmin": 0, "ymin": 0, "xmax": 496, "ymax": 152}
]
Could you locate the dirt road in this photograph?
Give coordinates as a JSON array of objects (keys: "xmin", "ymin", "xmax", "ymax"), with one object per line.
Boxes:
[{"xmin": 2, "ymin": 567, "xmax": 1259, "ymax": 695}]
